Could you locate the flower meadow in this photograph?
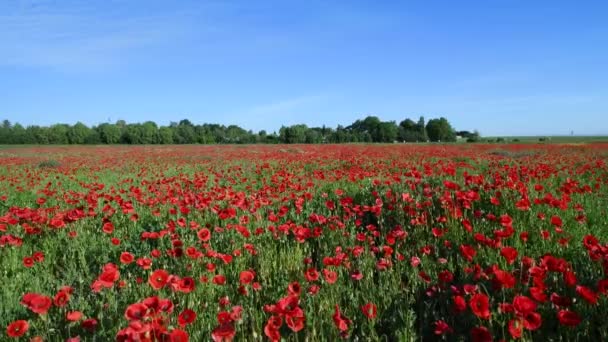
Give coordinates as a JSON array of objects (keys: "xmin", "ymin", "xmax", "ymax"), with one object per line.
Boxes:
[{"xmin": 1, "ymin": 144, "xmax": 608, "ymax": 341}]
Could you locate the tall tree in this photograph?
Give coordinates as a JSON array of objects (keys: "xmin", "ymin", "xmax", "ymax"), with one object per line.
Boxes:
[
  {"xmin": 67, "ymin": 122, "xmax": 92, "ymax": 144},
  {"xmin": 158, "ymin": 126, "xmax": 174, "ymax": 144},
  {"xmin": 416, "ymin": 116, "xmax": 428, "ymax": 142},
  {"xmin": 0, "ymin": 120, "xmax": 12, "ymax": 144},
  {"xmin": 377, "ymin": 121, "xmax": 399, "ymax": 142},
  {"xmin": 97, "ymin": 123, "xmax": 121, "ymax": 144},
  {"xmin": 426, "ymin": 117, "xmax": 456, "ymax": 142},
  {"xmin": 11, "ymin": 124, "xmax": 27, "ymax": 144},
  {"xmin": 141, "ymin": 121, "xmax": 159, "ymax": 144},
  {"xmin": 48, "ymin": 124, "xmax": 69, "ymax": 144}
]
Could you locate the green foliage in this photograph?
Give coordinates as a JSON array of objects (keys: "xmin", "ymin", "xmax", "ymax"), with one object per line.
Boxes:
[
  {"xmin": 399, "ymin": 116, "xmax": 428, "ymax": 142},
  {"xmin": 37, "ymin": 159, "xmax": 62, "ymax": 168},
  {"xmin": 97, "ymin": 123, "xmax": 121, "ymax": 144},
  {"xmin": 0, "ymin": 115, "xmax": 471, "ymax": 145},
  {"xmin": 426, "ymin": 117, "xmax": 457, "ymax": 142}
]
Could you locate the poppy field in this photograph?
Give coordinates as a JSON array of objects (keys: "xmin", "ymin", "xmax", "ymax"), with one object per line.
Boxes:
[{"xmin": 2, "ymin": 143, "xmax": 608, "ymax": 341}]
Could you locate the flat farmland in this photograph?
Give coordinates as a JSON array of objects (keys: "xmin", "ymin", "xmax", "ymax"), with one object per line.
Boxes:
[{"xmin": 1, "ymin": 144, "xmax": 608, "ymax": 341}]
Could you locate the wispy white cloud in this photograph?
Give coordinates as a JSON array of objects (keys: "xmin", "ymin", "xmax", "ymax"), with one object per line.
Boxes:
[{"xmin": 0, "ymin": 1, "xmax": 198, "ymax": 72}]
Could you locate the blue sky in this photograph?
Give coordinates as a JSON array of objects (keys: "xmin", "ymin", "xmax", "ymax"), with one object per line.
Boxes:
[{"xmin": 1, "ymin": 0, "xmax": 607, "ymax": 136}]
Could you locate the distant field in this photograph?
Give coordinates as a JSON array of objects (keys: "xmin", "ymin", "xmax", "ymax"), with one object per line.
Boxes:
[{"xmin": 483, "ymin": 136, "xmax": 608, "ymax": 143}]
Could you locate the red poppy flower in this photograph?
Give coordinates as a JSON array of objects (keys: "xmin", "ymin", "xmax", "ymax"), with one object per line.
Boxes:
[
  {"xmin": 493, "ymin": 269, "xmax": 515, "ymax": 289},
  {"xmin": 550, "ymin": 293, "xmax": 572, "ymax": 307},
  {"xmin": 178, "ymin": 309, "xmax": 197, "ymax": 327},
  {"xmin": 264, "ymin": 316, "xmax": 282, "ymax": 342},
  {"xmin": 304, "ymin": 268, "xmax": 319, "ymax": 282},
  {"xmin": 576, "ymin": 285, "xmax": 598, "ymax": 305},
  {"xmin": 159, "ymin": 298, "xmax": 175, "ymax": 313},
  {"xmin": 361, "ymin": 303, "xmax": 377, "ymax": 319},
  {"xmin": 125, "ymin": 303, "xmax": 148, "ymax": 321},
  {"xmin": 149, "ymin": 269, "xmax": 169, "ymax": 290},
  {"xmin": 211, "ymin": 313, "xmax": 235, "ymax": 342},
  {"xmin": 529, "ymin": 287, "xmax": 547, "ymax": 302},
  {"xmin": 513, "ymin": 295, "xmax": 536, "ymax": 315},
  {"xmin": 323, "ymin": 269, "xmax": 338, "ymax": 284},
  {"xmin": 434, "ymin": 320, "xmax": 452, "ymax": 335},
  {"xmin": 500, "ymin": 247, "xmax": 518, "ymax": 265},
  {"xmin": 67, "ymin": 311, "xmax": 83, "ymax": 322},
  {"xmin": 239, "ymin": 270, "xmax": 255, "ymax": 285},
  {"xmin": 287, "ymin": 282, "xmax": 301, "ymax": 296},
  {"xmin": 563, "ymin": 271, "xmax": 577, "ymax": 287},
  {"xmin": 598, "ymin": 279, "xmax": 608, "ymax": 294},
  {"xmin": 350, "ymin": 270, "xmax": 363, "ymax": 281},
  {"xmin": 81, "ymin": 318, "xmax": 98, "ymax": 332},
  {"xmin": 212, "ymin": 275, "xmax": 226, "ymax": 285},
  {"xmin": 32, "ymin": 251, "xmax": 45, "ymax": 262},
  {"xmin": 439, "ymin": 270, "xmax": 454, "ymax": 283},
  {"xmin": 21, "ymin": 293, "xmax": 52, "ymax": 315},
  {"xmin": 308, "ymin": 285, "xmax": 320, "ymax": 295},
  {"xmin": 23, "ymin": 257, "xmax": 35, "ymax": 268},
  {"xmin": 453, "ymin": 295, "xmax": 467, "ymax": 313},
  {"xmin": 6, "ymin": 320, "xmax": 28, "ymax": 338},
  {"xmin": 469, "ymin": 293, "xmax": 491, "ymax": 319},
  {"xmin": 460, "ymin": 244, "xmax": 476, "ymax": 262},
  {"xmin": 550, "ymin": 215, "xmax": 563, "ymax": 227},
  {"xmin": 557, "ymin": 310, "xmax": 582, "ymax": 327},
  {"xmin": 177, "ymin": 277, "xmax": 196, "ymax": 293},
  {"xmin": 53, "ymin": 290, "xmax": 70, "ymax": 307},
  {"xmin": 167, "ymin": 329, "xmax": 189, "ymax": 342},
  {"xmin": 102, "ymin": 222, "xmax": 114, "ymax": 234},
  {"xmin": 99, "ymin": 263, "xmax": 120, "ymax": 285},
  {"xmin": 332, "ymin": 305, "xmax": 350, "ymax": 332},
  {"xmin": 508, "ymin": 319, "xmax": 522, "ymax": 339},
  {"xmin": 285, "ymin": 308, "xmax": 305, "ymax": 332},
  {"xmin": 470, "ymin": 326, "xmax": 492, "ymax": 342},
  {"xmin": 120, "ymin": 252, "xmax": 134, "ymax": 264},
  {"xmin": 197, "ymin": 228, "xmax": 211, "ymax": 242}
]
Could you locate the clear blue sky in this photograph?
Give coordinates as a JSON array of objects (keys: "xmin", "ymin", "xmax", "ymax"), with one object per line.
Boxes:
[{"xmin": 1, "ymin": 0, "xmax": 607, "ymax": 136}]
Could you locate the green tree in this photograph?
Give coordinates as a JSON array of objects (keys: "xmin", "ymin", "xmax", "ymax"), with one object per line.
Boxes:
[
  {"xmin": 48, "ymin": 124, "xmax": 69, "ymax": 144},
  {"xmin": 280, "ymin": 124, "xmax": 309, "ymax": 143},
  {"xmin": 121, "ymin": 124, "xmax": 144, "ymax": 144},
  {"xmin": 377, "ymin": 121, "xmax": 399, "ymax": 142},
  {"xmin": 416, "ymin": 116, "xmax": 428, "ymax": 142},
  {"xmin": 141, "ymin": 121, "xmax": 159, "ymax": 144},
  {"xmin": 226, "ymin": 125, "xmax": 249, "ymax": 143},
  {"xmin": 11, "ymin": 124, "xmax": 27, "ymax": 144},
  {"xmin": 26, "ymin": 126, "xmax": 50, "ymax": 144},
  {"xmin": 158, "ymin": 126, "xmax": 174, "ymax": 144},
  {"xmin": 84, "ymin": 129, "xmax": 102, "ymax": 144},
  {"xmin": 348, "ymin": 116, "xmax": 382, "ymax": 142},
  {"xmin": 67, "ymin": 122, "xmax": 92, "ymax": 144},
  {"xmin": 426, "ymin": 117, "xmax": 456, "ymax": 142},
  {"xmin": 97, "ymin": 123, "xmax": 121, "ymax": 144},
  {"xmin": 399, "ymin": 119, "xmax": 419, "ymax": 142},
  {"xmin": 174, "ymin": 120, "xmax": 196, "ymax": 144},
  {"xmin": 0, "ymin": 120, "xmax": 12, "ymax": 144},
  {"xmin": 305, "ymin": 129, "xmax": 322, "ymax": 143}
]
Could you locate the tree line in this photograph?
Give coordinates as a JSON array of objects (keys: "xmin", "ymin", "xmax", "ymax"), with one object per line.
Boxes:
[{"xmin": 0, "ymin": 116, "xmax": 479, "ymax": 145}]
